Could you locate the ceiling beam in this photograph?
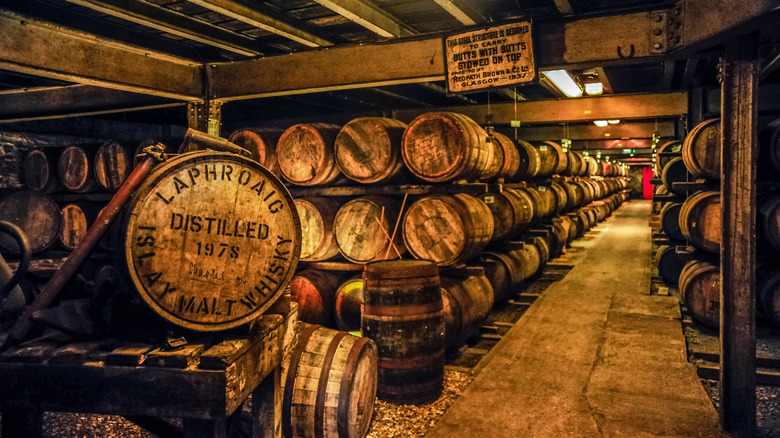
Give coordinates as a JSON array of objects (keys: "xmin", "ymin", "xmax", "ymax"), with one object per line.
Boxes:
[
  {"xmin": 311, "ymin": 0, "xmax": 414, "ymax": 38},
  {"xmin": 680, "ymin": 0, "xmax": 778, "ymax": 53},
  {"xmin": 552, "ymin": 0, "xmax": 574, "ymax": 16},
  {"xmin": 186, "ymin": 0, "xmax": 332, "ymax": 47},
  {"xmin": 64, "ymin": 0, "xmax": 263, "ymax": 56},
  {"xmin": 0, "ymin": 84, "xmax": 180, "ymax": 122},
  {"xmin": 392, "ymin": 93, "xmax": 688, "ymax": 125},
  {"xmin": 432, "ymin": 0, "xmax": 485, "ymax": 25},
  {"xmin": 514, "ymin": 121, "xmax": 676, "ymax": 142},
  {"xmin": 210, "ymin": 38, "xmax": 446, "ymax": 101},
  {"xmin": 0, "ymin": 10, "xmax": 202, "ymax": 101}
]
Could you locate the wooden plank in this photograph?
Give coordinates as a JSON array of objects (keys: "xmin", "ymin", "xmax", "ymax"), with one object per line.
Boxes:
[
  {"xmin": 695, "ymin": 351, "xmax": 780, "ymax": 369},
  {"xmin": 0, "ymin": 342, "xmax": 59, "ymax": 363},
  {"xmin": 698, "ymin": 363, "xmax": 780, "ymax": 386},
  {"xmin": 200, "ymin": 339, "xmax": 252, "ymax": 370},
  {"xmin": 392, "ymin": 93, "xmax": 688, "ymax": 125},
  {"xmin": 187, "ymin": 0, "xmax": 333, "ymax": 47},
  {"xmin": 49, "ymin": 340, "xmax": 118, "ymax": 364},
  {"xmin": 312, "ymin": 0, "xmax": 413, "ymax": 37},
  {"xmin": 145, "ymin": 344, "xmax": 205, "ymax": 369},
  {"xmin": 251, "ymin": 367, "xmax": 282, "ymax": 438},
  {"xmin": 63, "ymin": 0, "xmax": 262, "ymax": 56},
  {"xmin": 682, "ymin": 0, "xmax": 777, "ymax": 52},
  {"xmin": 431, "ymin": 0, "xmax": 484, "ymax": 25},
  {"xmin": 0, "ymin": 11, "xmax": 202, "ymax": 101},
  {"xmin": 210, "ymin": 37, "xmax": 446, "ymax": 101},
  {"xmin": 719, "ymin": 32, "xmax": 759, "ymax": 437},
  {"xmin": 105, "ymin": 343, "xmax": 155, "ymax": 366}
]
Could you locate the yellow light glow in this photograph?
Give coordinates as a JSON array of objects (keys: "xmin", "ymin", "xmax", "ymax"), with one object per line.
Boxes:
[
  {"xmin": 604, "ymin": 133, "xmax": 611, "ymax": 137},
  {"xmin": 542, "ymin": 70, "xmax": 583, "ymax": 98},
  {"xmin": 584, "ymin": 82, "xmax": 603, "ymax": 95},
  {"xmin": 593, "ymin": 120, "xmax": 608, "ymax": 127},
  {"xmin": 608, "ymin": 120, "xmax": 620, "ymax": 124}
]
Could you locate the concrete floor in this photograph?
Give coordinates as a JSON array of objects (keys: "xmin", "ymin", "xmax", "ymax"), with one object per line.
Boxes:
[{"xmin": 426, "ymin": 200, "xmax": 723, "ymax": 438}]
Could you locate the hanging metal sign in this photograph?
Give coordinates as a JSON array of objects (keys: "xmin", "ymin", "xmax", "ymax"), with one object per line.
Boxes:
[{"xmin": 445, "ymin": 21, "xmax": 535, "ymax": 93}]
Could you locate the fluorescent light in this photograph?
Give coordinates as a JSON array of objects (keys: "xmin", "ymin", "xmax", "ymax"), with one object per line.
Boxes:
[
  {"xmin": 542, "ymin": 70, "xmax": 582, "ymax": 98},
  {"xmin": 593, "ymin": 120, "xmax": 608, "ymax": 127},
  {"xmin": 584, "ymin": 82, "xmax": 603, "ymax": 95},
  {"xmin": 608, "ymin": 119, "xmax": 620, "ymax": 124}
]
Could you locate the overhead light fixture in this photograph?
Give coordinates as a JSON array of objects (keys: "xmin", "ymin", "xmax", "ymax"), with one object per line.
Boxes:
[
  {"xmin": 542, "ymin": 70, "xmax": 582, "ymax": 98},
  {"xmin": 608, "ymin": 120, "xmax": 620, "ymax": 124},
  {"xmin": 584, "ymin": 82, "xmax": 603, "ymax": 95},
  {"xmin": 604, "ymin": 133, "xmax": 611, "ymax": 137},
  {"xmin": 593, "ymin": 120, "xmax": 609, "ymax": 127}
]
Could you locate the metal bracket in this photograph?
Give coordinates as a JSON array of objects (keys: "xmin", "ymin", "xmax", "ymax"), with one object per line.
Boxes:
[{"xmin": 649, "ymin": 5, "xmax": 683, "ymax": 54}]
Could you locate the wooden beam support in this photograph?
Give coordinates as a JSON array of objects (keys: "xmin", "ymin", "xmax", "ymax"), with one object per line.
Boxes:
[
  {"xmin": 681, "ymin": 0, "xmax": 778, "ymax": 53},
  {"xmin": 186, "ymin": 0, "xmax": 333, "ymax": 47},
  {"xmin": 209, "ymin": 38, "xmax": 446, "ymax": 101},
  {"xmin": 552, "ymin": 0, "xmax": 574, "ymax": 16},
  {"xmin": 0, "ymin": 85, "xmax": 178, "ymax": 122},
  {"xmin": 0, "ymin": 10, "xmax": 203, "ymax": 101},
  {"xmin": 719, "ymin": 32, "xmax": 759, "ymax": 438},
  {"xmin": 311, "ymin": 0, "xmax": 414, "ymax": 38},
  {"xmin": 63, "ymin": 0, "xmax": 263, "ymax": 57},
  {"xmin": 392, "ymin": 93, "xmax": 688, "ymax": 125},
  {"xmin": 515, "ymin": 121, "xmax": 675, "ymax": 142},
  {"xmin": 432, "ymin": 0, "xmax": 485, "ymax": 25}
]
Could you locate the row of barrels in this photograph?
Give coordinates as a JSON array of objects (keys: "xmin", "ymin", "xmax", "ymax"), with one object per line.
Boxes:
[
  {"xmin": 227, "ymin": 113, "xmax": 627, "ymax": 186},
  {"xmin": 0, "ymin": 191, "xmax": 122, "ymax": 254},
  {"xmin": 663, "ymin": 117, "xmax": 780, "ymax": 183},
  {"xmin": 22, "ymin": 141, "xmax": 139, "ymax": 194},
  {"xmin": 296, "ymin": 177, "xmax": 628, "ymax": 266},
  {"xmin": 290, "ymin": 191, "xmax": 630, "ymax": 335}
]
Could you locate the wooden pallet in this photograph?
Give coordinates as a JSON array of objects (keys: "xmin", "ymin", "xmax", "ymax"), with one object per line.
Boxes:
[{"xmin": 0, "ymin": 305, "xmax": 298, "ymax": 438}]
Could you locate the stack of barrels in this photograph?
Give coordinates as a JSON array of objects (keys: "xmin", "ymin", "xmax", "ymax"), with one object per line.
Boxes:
[
  {"xmin": 757, "ymin": 118, "xmax": 780, "ymax": 331},
  {"xmin": 0, "ymin": 141, "xmax": 136, "ymax": 256},
  {"xmin": 260, "ymin": 112, "xmax": 630, "ymax": 410},
  {"xmin": 653, "ymin": 119, "xmax": 721, "ymax": 328}
]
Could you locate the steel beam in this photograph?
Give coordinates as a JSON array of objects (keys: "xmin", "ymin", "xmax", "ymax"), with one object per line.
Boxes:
[
  {"xmin": 311, "ymin": 0, "xmax": 414, "ymax": 38},
  {"xmin": 63, "ymin": 0, "xmax": 263, "ymax": 57},
  {"xmin": 209, "ymin": 38, "xmax": 446, "ymax": 101},
  {"xmin": 187, "ymin": 0, "xmax": 333, "ymax": 47},
  {"xmin": 0, "ymin": 85, "xmax": 179, "ymax": 122},
  {"xmin": 392, "ymin": 93, "xmax": 688, "ymax": 125},
  {"xmin": 0, "ymin": 11, "xmax": 202, "ymax": 101},
  {"xmin": 719, "ymin": 31, "xmax": 759, "ymax": 438}
]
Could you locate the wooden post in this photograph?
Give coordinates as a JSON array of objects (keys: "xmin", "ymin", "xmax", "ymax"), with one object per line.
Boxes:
[
  {"xmin": 719, "ymin": 31, "xmax": 759, "ymax": 437},
  {"xmin": 252, "ymin": 366, "xmax": 282, "ymax": 438}
]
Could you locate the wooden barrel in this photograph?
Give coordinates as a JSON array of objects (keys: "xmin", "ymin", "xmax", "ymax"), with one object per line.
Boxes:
[
  {"xmin": 544, "ymin": 141, "xmax": 568, "ymax": 175},
  {"xmin": 757, "ymin": 268, "xmax": 780, "ymax": 328},
  {"xmin": 549, "ymin": 181, "xmax": 570, "ymax": 214},
  {"xmin": 94, "ymin": 141, "xmax": 130, "ymax": 191},
  {"xmin": 123, "ymin": 151, "xmax": 301, "ymax": 331},
  {"xmin": 505, "ymin": 188, "xmax": 535, "ymax": 230},
  {"xmin": 679, "ymin": 190, "xmax": 720, "ymax": 253},
  {"xmin": 583, "ymin": 156, "xmax": 598, "ymax": 177},
  {"xmin": 334, "ymin": 117, "xmax": 407, "ymax": 184},
  {"xmin": 58, "ymin": 145, "xmax": 97, "ymax": 193},
  {"xmin": 759, "ymin": 118, "xmax": 780, "ymax": 180},
  {"xmin": 227, "ymin": 127, "xmax": 283, "ymax": 176},
  {"xmin": 515, "ymin": 139, "xmax": 540, "ymax": 180},
  {"xmin": 362, "ymin": 260, "xmax": 444, "ymax": 404},
  {"xmin": 289, "ymin": 270, "xmax": 339, "ymax": 326},
  {"xmin": 661, "ymin": 157, "xmax": 692, "ymax": 196},
  {"xmin": 659, "ymin": 202, "xmax": 684, "ymax": 241},
  {"xmin": 559, "ymin": 215, "xmax": 576, "ymax": 246},
  {"xmin": 0, "ymin": 191, "xmax": 60, "ymax": 254},
  {"xmin": 655, "ymin": 140, "xmax": 683, "ymax": 176},
  {"xmin": 492, "ymin": 132, "xmax": 521, "ymax": 182},
  {"xmin": 517, "ymin": 187, "xmax": 544, "ymax": 224},
  {"xmin": 296, "ymin": 197, "xmax": 341, "ymax": 261},
  {"xmin": 334, "ymin": 196, "xmax": 405, "ymax": 264},
  {"xmin": 533, "ymin": 185, "xmax": 558, "ymax": 219},
  {"xmin": 334, "ymin": 276, "xmax": 363, "ymax": 332},
  {"xmin": 277, "ymin": 123, "xmax": 342, "ymax": 186},
  {"xmin": 682, "ymin": 118, "xmax": 720, "ymax": 180},
  {"xmin": 567, "ymin": 213, "xmax": 585, "ymax": 240},
  {"xmin": 476, "ymin": 251, "xmax": 517, "ymax": 302},
  {"xmin": 758, "ymin": 194, "xmax": 780, "ymax": 252},
  {"xmin": 440, "ymin": 273, "xmax": 494, "ymax": 347},
  {"xmin": 534, "ymin": 236, "xmax": 550, "ymax": 268},
  {"xmin": 565, "ymin": 151, "xmax": 582, "ymax": 177},
  {"xmin": 534, "ymin": 142, "xmax": 559, "ymax": 177},
  {"xmin": 549, "ymin": 221, "xmax": 568, "ymax": 258},
  {"xmin": 510, "ymin": 242, "xmax": 541, "ymax": 281},
  {"xmin": 23, "ymin": 149, "xmax": 60, "ymax": 193},
  {"xmin": 679, "ymin": 259, "xmax": 720, "ymax": 328},
  {"xmin": 58, "ymin": 204, "xmax": 89, "ymax": 251},
  {"xmin": 403, "ymin": 194, "xmax": 493, "ymax": 266},
  {"xmin": 478, "ymin": 190, "xmax": 532, "ymax": 241},
  {"xmin": 283, "ymin": 324, "xmax": 377, "ymax": 438},
  {"xmin": 479, "ymin": 133, "xmax": 502, "ymax": 182},
  {"xmin": 401, "ymin": 112, "xmax": 489, "ymax": 183},
  {"xmin": 654, "ymin": 245, "xmax": 684, "ymax": 285}
]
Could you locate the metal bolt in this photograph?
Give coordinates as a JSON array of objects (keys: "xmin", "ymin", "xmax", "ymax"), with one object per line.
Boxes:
[
  {"xmin": 654, "ymin": 14, "xmax": 663, "ymax": 22},
  {"xmin": 653, "ymin": 43, "xmax": 663, "ymax": 50},
  {"xmin": 673, "ymin": 36, "xmax": 681, "ymax": 44},
  {"xmin": 653, "ymin": 28, "xmax": 663, "ymax": 36},
  {"xmin": 674, "ymin": 7, "xmax": 681, "ymax": 15}
]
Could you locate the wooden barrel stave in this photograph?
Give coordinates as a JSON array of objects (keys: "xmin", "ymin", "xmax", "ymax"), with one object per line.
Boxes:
[
  {"xmin": 296, "ymin": 197, "xmax": 342, "ymax": 261},
  {"xmin": 277, "ymin": 123, "xmax": 342, "ymax": 186},
  {"xmin": 23, "ymin": 149, "xmax": 61, "ymax": 193},
  {"xmin": 227, "ymin": 127, "xmax": 284, "ymax": 176},
  {"xmin": 58, "ymin": 145, "xmax": 97, "ymax": 193},
  {"xmin": 94, "ymin": 141, "xmax": 131, "ymax": 191}
]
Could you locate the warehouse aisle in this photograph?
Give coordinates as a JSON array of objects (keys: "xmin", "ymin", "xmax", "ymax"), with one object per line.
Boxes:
[{"xmin": 426, "ymin": 200, "xmax": 722, "ymax": 438}]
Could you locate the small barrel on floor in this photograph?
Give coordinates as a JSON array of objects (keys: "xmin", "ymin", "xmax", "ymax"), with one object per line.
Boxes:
[
  {"xmin": 362, "ymin": 260, "xmax": 445, "ymax": 404},
  {"xmin": 282, "ymin": 324, "xmax": 378, "ymax": 438}
]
